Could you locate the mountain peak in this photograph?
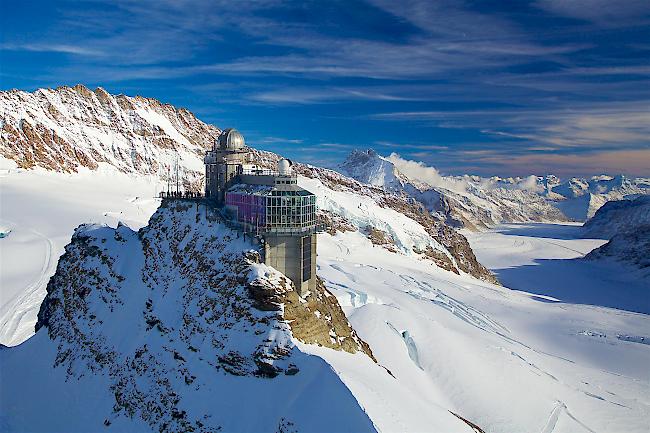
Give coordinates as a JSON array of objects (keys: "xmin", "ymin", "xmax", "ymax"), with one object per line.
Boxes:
[{"xmin": 339, "ymin": 148, "xmax": 404, "ymax": 190}]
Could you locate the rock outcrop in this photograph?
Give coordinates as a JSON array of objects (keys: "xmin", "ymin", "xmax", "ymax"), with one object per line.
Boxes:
[
  {"xmin": 582, "ymin": 196, "xmax": 650, "ymax": 275},
  {"xmin": 584, "ymin": 225, "xmax": 650, "ymax": 274},
  {"xmin": 582, "ymin": 195, "xmax": 650, "ymax": 239}
]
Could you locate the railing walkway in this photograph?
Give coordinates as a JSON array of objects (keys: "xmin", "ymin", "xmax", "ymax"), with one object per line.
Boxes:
[{"xmin": 159, "ymin": 191, "xmax": 207, "ymax": 201}]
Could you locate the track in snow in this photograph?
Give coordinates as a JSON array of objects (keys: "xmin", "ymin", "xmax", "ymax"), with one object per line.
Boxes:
[
  {"xmin": 0, "ymin": 227, "xmax": 56, "ymax": 345},
  {"xmin": 540, "ymin": 400, "xmax": 596, "ymax": 433}
]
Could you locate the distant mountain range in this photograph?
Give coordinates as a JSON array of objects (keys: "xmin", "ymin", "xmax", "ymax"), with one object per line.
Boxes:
[{"xmin": 339, "ymin": 149, "xmax": 650, "ymax": 228}]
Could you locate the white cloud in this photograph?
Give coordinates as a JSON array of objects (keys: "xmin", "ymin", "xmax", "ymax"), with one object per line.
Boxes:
[
  {"xmin": 1, "ymin": 43, "xmax": 102, "ymax": 56},
  {"xmin": 387, "ymin": 153, "xmax": 551, "ymax": 192},
  {"xmin": 386, "ymin": 153, "xmax": 468, "ymax": 193}
]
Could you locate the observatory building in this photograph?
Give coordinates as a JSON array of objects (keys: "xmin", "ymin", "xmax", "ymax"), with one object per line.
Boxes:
[{"xmin": 204, "ymin": 128, "xmax": 318, "ymax": 294}]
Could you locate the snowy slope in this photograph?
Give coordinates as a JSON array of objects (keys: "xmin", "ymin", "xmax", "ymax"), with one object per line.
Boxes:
[
  {"xmin": 338, "ymin": 149, "xmax": 408, "ymax": 190},
  {"xmin": 582, "ymin": 195, "xmax": 650, "ymax": 239},
  {"xmin": 0, "ymin": 200, "xmax": 471, "ymax": 433},
  {"xmin": 0, "ymin": 158, "xmax": 165, "ymax": 346},
  {"xmin": 466, "ymin": 223, "xmax": 649, "ymax": 313},
  {"xmin": 584, "ymin": 227, "xmax": 650, "ymax": 277}
]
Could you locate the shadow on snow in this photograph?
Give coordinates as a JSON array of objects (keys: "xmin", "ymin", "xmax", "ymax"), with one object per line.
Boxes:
[
  {"xmin": 495, "ymin": 257, "xmax": 650, "ymax": 315},
  {"xmin": 494, "ymin": 223, "xmax": 589, "ymax": 241}
]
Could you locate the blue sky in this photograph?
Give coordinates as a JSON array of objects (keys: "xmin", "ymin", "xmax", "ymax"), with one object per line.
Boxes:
[{"xmin": 2, "ymin": 0, "xmax": 649, "ymax": 177}]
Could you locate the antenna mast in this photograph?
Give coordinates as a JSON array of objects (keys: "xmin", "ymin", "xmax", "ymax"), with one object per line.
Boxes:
[
  {"xmin": 167, "ymin": 165, "xmax": 171, "ymax": 195},
  {"xmin": 175, "ymin": 154, "xmax": 180, "ymax": 195}
]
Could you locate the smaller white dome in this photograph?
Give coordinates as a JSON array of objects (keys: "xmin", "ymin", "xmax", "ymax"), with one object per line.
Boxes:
[{"xmin": 278, "ymin": 158, "xmax": 292, "ymax": 175}]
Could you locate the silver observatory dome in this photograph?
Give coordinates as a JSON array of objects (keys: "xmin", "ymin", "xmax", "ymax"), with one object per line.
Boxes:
[{"xmin": 217, "ymin": 128, "xmax": 245, "ymax": 151}]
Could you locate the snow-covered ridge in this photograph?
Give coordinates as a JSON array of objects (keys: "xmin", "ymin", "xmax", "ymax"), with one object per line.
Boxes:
[
  {"xmin": 583, "ymin": 195, "xmax": 650, "ymax": 239},
  {"xmin": 340, "ymin": 149, "xmax": 650, "ymax": 228},
  {"xmin": 0, "ymin": 201, "xmax": 379, "ymax": 432},
  {"xmin": 0, "ymin": 84, "xmax": 219, "ymax": 187}
]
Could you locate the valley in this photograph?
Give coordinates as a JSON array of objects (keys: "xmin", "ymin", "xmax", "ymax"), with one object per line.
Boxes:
[{"xmin": 466, "ymin": 223, "xmax": 649, "ymax": 314}]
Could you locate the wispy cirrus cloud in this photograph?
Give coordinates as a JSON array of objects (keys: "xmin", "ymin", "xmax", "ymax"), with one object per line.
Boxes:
[
  {"xmin": 1, "ymin": 43, "xmax": 102, "ymax": 56},
  {"xmin": 259, "ymin": 136, "xmax": 303, "ymax": 144},
  {"xmin": 247, "ymin": 86, "xmax": 424, "ymax": 104},
  {"xmin": 370, "ymin": 101, "xmax": 650, "ymax": 150},
  {"xmin": 2, "ymin": 0, "xmax": 649, "ymax": 177}
]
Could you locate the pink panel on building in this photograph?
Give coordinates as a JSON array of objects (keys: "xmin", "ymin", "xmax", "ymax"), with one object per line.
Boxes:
[{"xmin": 225, "ymin": 192, "xmax": 266, "ymax": 227}]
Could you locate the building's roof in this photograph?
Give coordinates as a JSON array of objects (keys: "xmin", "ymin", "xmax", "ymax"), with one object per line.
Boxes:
[
  {"xmin": 227, "ymin": 183, "xmax": 273, "ymax": 194},
  {"xmin": 227, "ymin": 182, "xmax": 314, "ymax": 197}
]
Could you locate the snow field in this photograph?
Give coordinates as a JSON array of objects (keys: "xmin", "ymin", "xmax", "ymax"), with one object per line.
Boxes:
[
  {"xmin": 0, "ymin": 158, "xmax": 165, "ymax": 345},
  {"xmin": 316, "ymin": 229, "xmax": 650, "ymax": 432}
]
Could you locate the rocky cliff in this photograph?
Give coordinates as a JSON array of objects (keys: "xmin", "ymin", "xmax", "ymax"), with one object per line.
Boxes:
[
  {"xmin": 582, "ymin": 195, "xmax": 650, "ymax": 239},
  {"xmin": 1, "ymin": 201, "xmax": 376, "ymax": 432},
  {"xmin": 582, "ymin": 196, "xmax": 650, "ymax": 275}
]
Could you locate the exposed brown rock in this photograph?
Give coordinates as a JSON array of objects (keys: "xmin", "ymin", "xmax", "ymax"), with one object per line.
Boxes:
[
  {"xmin": 413, "ymin": 245, "xmax": 459, "ymax": 274},
  {"xmin": 318, "ymin": 210, "xmax": 355, "ymax": 235},
  {"xmin": 246, "ymin": 264, "xmax": 375, "ymax": 361},
  {"xmin": 282, "ymin": 277, "xmax": 376, "ymax": 362},
  {"xmin": 0, "ymin": 85, "xmax": 220, "ymax": 183},
  {"xmin": 365, "ymin": 226, "xmax": 399, "ymax": 253}
]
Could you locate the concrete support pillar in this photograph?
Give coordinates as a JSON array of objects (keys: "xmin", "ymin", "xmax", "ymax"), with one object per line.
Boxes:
[{"xmin": 264, "ymin": 233, "xmax": 317, "ymax": 295}]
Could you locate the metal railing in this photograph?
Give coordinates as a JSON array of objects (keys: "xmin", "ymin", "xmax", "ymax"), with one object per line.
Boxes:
[
  {"xmin": 240, "ymin": 167, "xmax": 278, "ymax": 176},
  {"xmin": 159, "ymin": 191, "xmax": 205, "ymax": 200}
]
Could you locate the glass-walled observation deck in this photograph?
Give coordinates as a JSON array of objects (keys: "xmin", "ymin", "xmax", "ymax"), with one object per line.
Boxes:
[{"xmin": 225, "ymin": 184, "xmax": 318, "ymax": 235}]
